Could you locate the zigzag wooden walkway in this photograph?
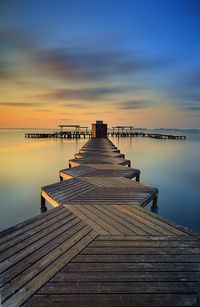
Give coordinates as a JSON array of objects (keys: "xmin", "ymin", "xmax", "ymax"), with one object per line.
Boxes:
[{"xmin": 0, "ymin": 138, "xmax": 200, "ymax": 307}]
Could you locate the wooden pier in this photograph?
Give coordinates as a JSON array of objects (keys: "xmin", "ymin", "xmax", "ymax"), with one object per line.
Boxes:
[
  {"xmin": 25, "ymin": 131, "xmax": 186, "ymax": 140},
  {"xmin": 25, "ymin": 131, "xmax": 92, "ymax": 139},
  {"xmin": 24, "ymin": 124, "xmax": 186, "ymax": 140},
  {"xmin": 25, "ymin": 124, "xmax": 92, "ymax": 139},
  {"xmin": 0, "ymin": 138, "xmax": 199, "ymax": 307},
  {"xmin": 110, "ymin": 132, "xmax": 186, "ymax": 139},
  {"xmin": 110, "ymin": 126, "xmax": 186, "ymax": 139}
]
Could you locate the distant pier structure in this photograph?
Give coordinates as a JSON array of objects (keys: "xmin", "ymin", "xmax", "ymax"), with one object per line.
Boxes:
[
  {"xmin": 58, "ymin": 125, "xmax": 90, "ymax": 138},
  {"xmin": 92, "ymin": 120, "xmax": 107, "ymax": 138},
  {"xmin": 110, "ymin": 126, "xmax": 186, "ymax": 140},
  {"xmin": 25, "ymin": 125, "xmax": 92, "ymax": 139},
  {"xmin": 112, "ymin": 126, "xmax": 134, "ymax": 136},
  {"xmin": 25, "ymin": 123, "xmax": 186, "ymax": 140}
]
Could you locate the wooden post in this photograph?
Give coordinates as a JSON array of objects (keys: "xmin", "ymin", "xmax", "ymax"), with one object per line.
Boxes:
[
  {"xmin": 152, "ymin": 195, "xmax": 158, "ymax": 208},
  {"xmin": 136, "ymin": 174, "xmax": 140, "ymax": 182},
  {"xmin": 40, "ymin": 195, "xmax": 47, "ymax": 213}
]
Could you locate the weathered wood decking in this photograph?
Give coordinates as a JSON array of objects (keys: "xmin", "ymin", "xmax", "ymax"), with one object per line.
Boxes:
[{"xmin": 0, "ymin": 137, "xmax": 199, "ymax": 307}]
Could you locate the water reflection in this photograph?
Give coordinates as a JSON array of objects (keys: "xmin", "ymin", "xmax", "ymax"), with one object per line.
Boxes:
[
  {"xmin": 0, "ymin": 129, "xmax": 86, "ymax": 231},
  {"xmin": 110, "ymin": 135, "xmax": 200, "ymax": 233},
  {"xmin": 151, "ymin": 206, "xmax": 159, "ymax": 215}
]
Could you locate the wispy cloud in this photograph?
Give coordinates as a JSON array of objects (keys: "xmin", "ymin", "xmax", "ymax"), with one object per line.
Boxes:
[
  {"xmin": 34, "ymin": 47, "xmax": 172, "ymax": 81},
  {"xmin": 175, "ymin": 102, "xmax": 200, "ymax": 111},
  {"xmin": 0, "ymin": 59, "xmax": 15, "ymax": 80},
  {"xmin": 0, "ymin": 27, "xmax": 174, "ymax": 84},
  {"xmin": 34, "ymin": 109, "xmax": 53, "ymax": 112},
  {"xmin": 56, "ymin": 112, "xmax": 70, "ymax": 115},
  {"xmin": 60, "ymin": 102, "xmax": 87, "ymax": 108},
  {"xmin": 37, "ymin": 86, "xmax": 127, "ymax": 101},
  {"xmin": 83, "ymin": 111, "xmax": 112, "ymax": 115},
  {"xmin": 167, "ymin": 66, "xmax": 200, "ymax": 112},
  {"xmin": 59, "ymin": 118, "xmax": 71, "ymax": 121},
  {"xmin": 116, "ymin": 100, "xmax": 152, "ymax": 110},
  {"xmin": 0, "ymin": 102, "xmax": 45, "ymax": 107}
]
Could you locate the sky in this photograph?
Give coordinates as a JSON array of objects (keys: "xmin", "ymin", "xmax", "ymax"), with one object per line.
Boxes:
[{"xmin": 0, "ymin": 0, "xmax": 200, "ymax": 129}]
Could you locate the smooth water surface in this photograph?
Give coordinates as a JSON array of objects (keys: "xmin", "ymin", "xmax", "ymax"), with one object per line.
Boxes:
[
  {"xmin": 0, "ymin": 129, "xmax": 199, "ymax": 233},
  {"xmin": 0, "ymin": 129, "xmax": 86, "ymax": 231},
  {"xmin": 111, "ymin": 134, "xmax": 200, "ymax": 233}
]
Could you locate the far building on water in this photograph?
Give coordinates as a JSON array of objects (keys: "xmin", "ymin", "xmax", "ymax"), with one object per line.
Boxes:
[{"xmin": 92, "ymin": 120, "xmax": 107, "ymax": 138}]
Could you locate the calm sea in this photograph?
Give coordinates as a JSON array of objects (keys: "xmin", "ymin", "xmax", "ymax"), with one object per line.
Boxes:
[{"xmin": 0, "ymin": 128, "xmax": 200, "ymax": 233}]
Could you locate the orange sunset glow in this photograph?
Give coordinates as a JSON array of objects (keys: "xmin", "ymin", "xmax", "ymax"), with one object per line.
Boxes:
[{"xmin": 1, "ymin": 0, "xmax": 200, "ymax": 129}]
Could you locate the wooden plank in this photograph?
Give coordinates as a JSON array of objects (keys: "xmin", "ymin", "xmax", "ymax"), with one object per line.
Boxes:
[
  {"xmin": 64, "ymin": 190, "xmax": 148, "ymax": 205},
  {"xmin": 69, "ymin": 205, "xmax": 123, "ymax": 235},
  {"xmin": 60, "ymin": 163, "xmax": 140, "ymax": 180},
  {"xmin": 43, "ymin": 177, "xmax": 90, "ymax": 194},
  {"xmin": 81, "ymin": 246, "xmax": 200, "ymax": 255},
  {"xmin": 0, "ymin": 209, "xmax": 72, "ymax": 254},
  {"xmin": 38, "ymin": 281, "xmax": 196, "ymax": 294},
  {"xmin": 85, "ymin": 205, "xmax": 138, "ymax": 235},
  {"xmin": 96, "ymin": 235, "xmax": 200, "ymax": 242},
  {"xmin": 0, "ymin": 218, "xmax": 85, "ymax": 276},
  {"xmin": 112, "ymin": 205, "xmax": 177, "ymax": 236},
  {"xmin": 60, "ymin": 165, "xmax": 95, "ymax": 179},
  {"xmin": 98, "ymin": 205, "xmax": 152, "ymax": 235},
  {"xmin": 42, "ymin": 177, "xmax": 80, "ymax": 191},
  {"xmin": 49, "ymin": 185, "xmax": 96, "ymax": 204},
  {"xmin": 43, "ymin": 178, "xmax": 93, "ymax": 197},
  {"xmin": 24, "ymin": 293, "xmax": 197, "ymax": 307},
  {"xmin": 0, "ymin": 206, "xmax": 65, "ymax": 242},
  {"xmin": 75, "ymin": 152, "xmax": 124, "ymax": 159},
  {"xmin": 72, "ymin": 254, "xmax": 200, "ymax": 263},
  {"xmin": 92, "ymin": 239, "xmax": 200, "ymax": 248},
  {"xmin": 1, "ymin": 228, "xmax": 98, "ymax": 307},
  {"xmin": 1, "ymin": 221, "xmax": 85, "ymax": 300},
  {"xmin": 129, "ymin": 205, "xmax": 194, "ymax": 235},
  {"xmin": 50, "ymin": 271, "xmax": 198, "ymax": 282},
  {"xmin": 64, "ymin": 205, "xmax": 110, "ymax": 235},
  {"xmin": 120, "ymin": 205, "xmax": 187, "ymax": 235},
  {"xmin": 0, "ymin": 218, "xmax": 83, "ymax": 288},
  {"xmin": 82, "ymin": 176, "xmax": 139, "ymax": 187},
  {"xmin": 62, "ymin": 261, "xmax": 200, "ymax": 272},
  {"xmin": 69, "ymin": 157, "xmax": 131, "ymax": 167},
  {"xmin": 80, "ymin": 169, "xmax": 140, "ymax": 179}
]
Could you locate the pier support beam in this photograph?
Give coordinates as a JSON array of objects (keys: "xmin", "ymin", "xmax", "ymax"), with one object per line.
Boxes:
[
  {"xmin": 152, "ymin": 195, "xmax": 158, "ymax": 208},
  {"xmin": 40, "ymin": 195, "xmax": 47, "ymax": 213},
  {"xmin": 136, "ymin": 174, "xmax": 140, "ymax": 182},
  {"xmin": 151, "ymin": 195, "xmax": 159, "ymax": 214}
]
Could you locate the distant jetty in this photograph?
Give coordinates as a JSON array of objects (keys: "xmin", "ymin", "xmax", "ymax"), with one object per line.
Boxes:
[{"xmin": 25, "ymin": 124, "xmax": 186, "ymax": 140}]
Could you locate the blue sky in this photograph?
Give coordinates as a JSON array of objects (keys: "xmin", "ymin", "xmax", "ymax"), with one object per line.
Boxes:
[{"xmin": 0, "ymin": 0, "xmax": 200, "ymax": 128}]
